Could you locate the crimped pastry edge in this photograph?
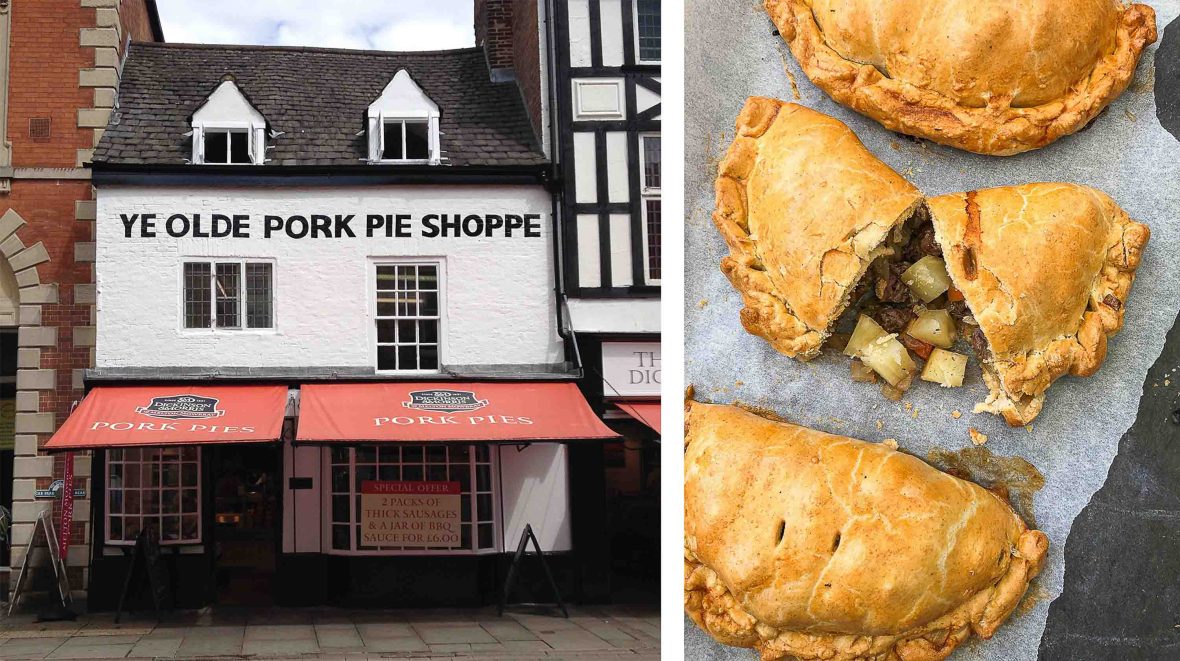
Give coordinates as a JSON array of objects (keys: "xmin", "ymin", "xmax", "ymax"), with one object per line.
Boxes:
[
  {"xmin": 928, "ymin": 187, "xmax": 1150, "ymax": 426},
  {"xmin": 765, "ymin": 0, "xmax": 1157, "ymax": 156},
  {"xmin": 682, "ymin": 401, "xmax": 1051, "ymax": 661},
  {"xmin": 712, "ymin": 97, "xmax": 921, "ymax": 360}
]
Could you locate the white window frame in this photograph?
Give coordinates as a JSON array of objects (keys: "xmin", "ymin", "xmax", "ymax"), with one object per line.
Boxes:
[
  {"xmin": 105, "ymin": 447, "xmax": 203, "ymax": 546},
  {"xmin": 639, "ymin": 133, "xmax": 661, "ymax": 285},
  {"xmin": 180, "ymin": 258, "xmax": 276, "ymax": 333},
  {"xmin": 192, "ymin": 121, "xmax": 264, "ymax": 165},
  {"xmin": 320, "ymin": 444, "xmax": 501, "ymax": 556},
  {"xmin": 377, "ymin": 116, "xmax": 435, "ymax": 164},
  {"xmin": 633, "ymin": 0, "xmax": 662, "ymax": 65},
  {"xmin": 371, "ymin": 258, "xmax": 445, "ymax": 374}
]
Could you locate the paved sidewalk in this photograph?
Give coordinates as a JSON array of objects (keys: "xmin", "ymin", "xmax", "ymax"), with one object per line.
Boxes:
[{"xmin": 0, "ymin": 605, "xmax": 659, "ymax": 660}]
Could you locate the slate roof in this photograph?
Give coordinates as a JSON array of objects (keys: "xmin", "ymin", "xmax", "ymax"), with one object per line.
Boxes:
[{"xmin": 93, "ymin": 42, "xmax": 546, "ymax": 168}]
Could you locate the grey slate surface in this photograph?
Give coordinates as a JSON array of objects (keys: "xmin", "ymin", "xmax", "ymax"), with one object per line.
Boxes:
[{"xmin": 93, "ymin": 42, "xmax": 545, "ymax": 168}]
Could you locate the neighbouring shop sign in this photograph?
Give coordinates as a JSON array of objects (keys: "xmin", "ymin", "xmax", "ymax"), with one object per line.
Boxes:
[
  {"xmin": 602, "ymin": 342, "xmax": 661, "ymax": 397},
  {"xmin": 34, "ymin": 479, "xmax": 86, "ymax": 500},
  {"xmin": 0, "ymin": 397, "xmax": 13, "ymax": 450},
  {"xmin": 360, "ymin": 480, "xmax": 462, "ymax": 548}
]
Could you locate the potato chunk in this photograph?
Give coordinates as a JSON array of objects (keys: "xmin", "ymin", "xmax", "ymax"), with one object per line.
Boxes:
[
  {"xmin": 921, "ymin": 348, "xmax": 967, "ymax": 387},
  {"xmin": 902, "ymin": 256, "xmax": 952, "ymax": 303},
  {"xmin": 844, "ymin": 315, "xmax": 886, "ymax": 357},
  {"xmin": 907, "ymin": 309, "xmax": 957, "ymax": 349},
  {"xmin": 859, "ymin": 335, "xmax": 917, "ymax": 387}
]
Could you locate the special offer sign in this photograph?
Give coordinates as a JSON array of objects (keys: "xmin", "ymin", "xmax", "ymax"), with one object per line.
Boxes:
[{"xmin": 360, "ymin": 481, "xmax": 461, "ymax": 548}]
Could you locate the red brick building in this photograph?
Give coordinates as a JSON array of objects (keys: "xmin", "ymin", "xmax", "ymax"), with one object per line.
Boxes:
[{"xmin": 1, "ymin": 0, "xmax": 162, "ymax": 597}]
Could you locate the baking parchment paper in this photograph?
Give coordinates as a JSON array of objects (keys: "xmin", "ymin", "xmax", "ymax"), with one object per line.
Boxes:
[{"xmin": 683, "ymin": 2, "xmax": 1180, "ymax": 659}]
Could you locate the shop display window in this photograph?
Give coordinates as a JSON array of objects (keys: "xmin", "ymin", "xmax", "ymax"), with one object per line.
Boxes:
[
  {"xmin": 325, "ymin": 444, "xmax": 498, "ymax": 555},
  {"xmin": 106, "ymin": 447, "xmax": 201, "ymax": 545}
]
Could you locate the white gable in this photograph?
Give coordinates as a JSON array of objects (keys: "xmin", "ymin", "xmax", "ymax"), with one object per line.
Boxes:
[
  {"xmin": 367, "ymin": 69, "xmax": 439, "ymax": 119},
  {"xmin": 366, "ymin": 70, "xmax": 442, "ymax": 164},
  {"xmin": 193, "ymin": 80, "xmax": 265, "ymax": 126}
]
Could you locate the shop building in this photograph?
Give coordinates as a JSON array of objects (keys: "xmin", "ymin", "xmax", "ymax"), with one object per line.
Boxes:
[
  {"xmin": 22, "ymin": 1, "xmax": 661, "ymax": 607},
  {"xmin": 1, "ymin": 0, "xmax": 163, "ymax": 598},
  {"xmin": 546, "ymin": 0, "xmax": 662, "ymax": 602}
]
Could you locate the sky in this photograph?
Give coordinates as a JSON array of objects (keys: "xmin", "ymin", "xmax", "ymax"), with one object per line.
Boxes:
[{"xmin": 155, "ymin": 1, "xmax": 476, "ymax": 51}]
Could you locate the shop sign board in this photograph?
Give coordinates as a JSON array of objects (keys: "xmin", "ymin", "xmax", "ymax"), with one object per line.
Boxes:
[
  {"xmin": 602, "ymin": 342, "xmax": 661, "ymax": 397},
  {"xmin": 360, "ymin": 480, "xmax": 462, "ymax": 548}
]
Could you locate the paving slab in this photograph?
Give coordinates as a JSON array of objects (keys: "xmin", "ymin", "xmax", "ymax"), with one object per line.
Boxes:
[
  {"xmin": 414, "ymin": 624, "xmax": 497, "ymax": 645},
  {"xmin": 242, "ymin": 638, "xmax": 321, "ymax": 655},
  {"xmin": 45, "ymin": 643, "xmax": 133, "ymax": 659},
  {"xmin": 534, "ymin": 629, "xmax": 615, "ymax": 651},
  {"xmin": 360, "ymin": 636, "xmax": 431, "ymax": 653},
  {"xmin": 126, "ymin": 637, "xmax": 182, "ymax": 658},
  {"xmin": 245, "ymin": 623, "xmax": 318, "ymax": 640}
]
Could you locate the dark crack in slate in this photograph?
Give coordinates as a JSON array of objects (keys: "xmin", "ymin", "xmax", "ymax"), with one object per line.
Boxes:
[
  {"xmin": 1038, "ymin": 306, "xmax": 1180, "ymax": 660},
  {"xmin": 1157, "ymin": 14, "xmax": 1180, "ymax": 142}
]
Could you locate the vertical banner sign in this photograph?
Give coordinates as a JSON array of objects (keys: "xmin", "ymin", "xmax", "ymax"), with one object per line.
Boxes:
[
  {"xmin": 360, "ymin": 481, "xmax": 461, "ymax": 548},
  {"xmin": 59, "ymin": 451, "xmax": 75, "ymax": 561}
]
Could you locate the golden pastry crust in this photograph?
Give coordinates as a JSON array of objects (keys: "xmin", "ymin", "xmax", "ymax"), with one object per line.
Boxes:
[
  {"xmin": 714, "ymin": 98, "xmax": 922, "ymax": 359},
  {"xmin": 684, "ymin": 401, "xmax": 1049, "ymax": 661},
  {"xmin": 765, "ymin": 0, "xmax": 1157, "ymax": 155},
  {"xmin": 928, "ymin": 184, "xmax": 1149, "ymax": 426}
]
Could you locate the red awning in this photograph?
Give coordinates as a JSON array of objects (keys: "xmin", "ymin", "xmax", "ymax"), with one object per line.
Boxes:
[
  {"xmin": 43, "ymin": 385, "xmax": 288, "ymax": 451},
  {"xmin": 296, "ymin": 382, "xmax": 619, "ymax": 443},
  {"xmin": 614, "ymin": 401, "xmax": 661, "ymax": 434}
]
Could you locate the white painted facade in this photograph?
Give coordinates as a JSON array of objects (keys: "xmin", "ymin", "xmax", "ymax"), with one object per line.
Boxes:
[{"xmin": 94, "ymin": 184, "xmax": 563, "ymax": 371}]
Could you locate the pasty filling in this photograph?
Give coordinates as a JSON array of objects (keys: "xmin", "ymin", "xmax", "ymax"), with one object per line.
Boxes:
[{"xmin": 832, "ymin": 207, "xmax": 990, "ymax": 401}]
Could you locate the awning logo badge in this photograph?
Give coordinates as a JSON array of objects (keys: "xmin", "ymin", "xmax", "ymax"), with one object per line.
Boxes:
[
  {"xmin": 136, "ymin": 395, "xmax": 225, "ymax": 420},
  {"xmin": 403, "ymin": 389, "xmax": 488, "ymax": 414}
]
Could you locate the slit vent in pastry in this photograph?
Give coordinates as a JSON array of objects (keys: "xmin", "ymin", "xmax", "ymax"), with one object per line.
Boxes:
[
  {"xmin": 765, "ymin": 0, "xmax": 1157, "ymax": 155},
  {"xmin": 684, "ymin": 401, "xmax": 1049, "ymax": 661}
]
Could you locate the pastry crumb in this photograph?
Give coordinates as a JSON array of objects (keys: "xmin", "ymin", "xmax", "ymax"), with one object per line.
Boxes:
[
  {"xmin": 881, "ymin": 438, "xmax": 898, "ymax": 449},
  {"xmin": 952, "ymin": 410, "xmax": 962, "ymax": 419},
  {"xmin": 911, "ymin": 408, "xmax": 919, "ymax": 419},
  {"xmin": 735, "ymin": 380, "xmax": 744, "ymax": 387},
  {"xmin": 1166, "ymin": 379, "xmax": 1171, "ymax": 386},
  {"xmin": 875, "ymin": 420, "xmax": 884, "ymax": 431},
  {"xmin": 889, "ymin": 141, "xmax": 901, "ymax": 151},
  {"xmin": 697, "ymin": 299, "xmax": 709, "ymax": 308},
  {"xmin": 1124, "ymin": 108, "xmax": 1137, "ymax": 122},
  {"xmin": 904, "ymin": 402, "xmax": 913, "ymax": 412},
  {"xmin": 969, "ymin": 428, "xmax": 988, "ymax": 446},
  {"xmin": 1025, "ymin": 425, "xmax": 1034, "ymax": 433}
]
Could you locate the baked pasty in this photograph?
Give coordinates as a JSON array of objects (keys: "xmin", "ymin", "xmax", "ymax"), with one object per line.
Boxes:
[
  {"xmin": 713, "ymin": 98, "xmax": 1149, "ymax": 424},
  {"xmin": 928, "ymin": 185, "xmax": 1148, "ymax": 425},
  {"xmin": 765, "ymin": 0, "xmax": 1157, "ymax": 155},
  {"xmin": 714, "ymin": 98, "xmax": 923, "ymax": 359},
  {"xmin": 684, "ymin": 401, "xmax": 1049, "ymax": 661}
]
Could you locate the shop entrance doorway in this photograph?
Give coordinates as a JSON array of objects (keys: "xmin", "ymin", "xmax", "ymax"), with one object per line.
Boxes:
[{"xmin": 211, "ymin": 444, "xmax": 280, "ymax": 605}]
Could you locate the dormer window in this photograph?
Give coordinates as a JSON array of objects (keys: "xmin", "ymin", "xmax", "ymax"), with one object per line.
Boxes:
[
  {"xmin": 368, "ymin": 70, "xmax": 441, "ymax": 164},
  {"xmin": 382, "ymin": 119, "xmax": 430, "ymax": 161},
  {"xmin": 190, "ymin": 77, "xmax": 267, "ymax": 165},
  {"xmin": 203, "ymin": 129, "xmax": 252, "ymax": 164}
]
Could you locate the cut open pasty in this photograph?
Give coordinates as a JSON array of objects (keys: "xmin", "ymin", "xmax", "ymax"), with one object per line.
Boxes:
[
  {"xmin": 713, "ymin": 98, "xmax": 1149, "ymax": 424},
  {"xmin": 765, "ymin": 0, "xmax": 1157, "ymax": 155},
  {"xmin": 684, "ymin": 400, "xmax": 1049, "ymax": 661}
]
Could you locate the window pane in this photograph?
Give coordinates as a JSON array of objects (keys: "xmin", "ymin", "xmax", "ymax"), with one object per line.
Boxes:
[
  {"xmin": 203, "ymin": 131, "xmax": 229, "ymax": 163},
  {"xmin": 642, "ymin": 136, "xmax": 661, "ymax": 189},
  {"xmin": 397, "ymin": 345, "xmax": 418, "ymax": 370},
  {"xmin": 215, "ymin": 262, "xmax": 241, "ymax": 328},
  {"xmin": 382, "ymin": 122, "xmax": 403, "ymax": 160},
  {"xmin": 478, "ymin": 523, "xmax": 494, "ymax": 549},
  {"xmin": 377, "ymin": 319, "xmax": 396, "ymax": 343},
  {"xmin": 245, "ymin": 262, "xmax": 273, "ymax": 328},
  {"xmin": 377, "ymin": 345, "xmax": 398, "ymax": 371},
  {"xmin": 419, "ymin": 292, "xmax": 438, "ymax": 316},
  {"xmin": 477, "ymin": 493, "xmax": 493, "ymax": 520},
  {"xmin": 403, "ymin": 446, "xmax": 423, "ymax": 463},
  {"xmin": 162, "ymin": 516, "xmax": 180, "ymax": 541},
  {"xmin": 645, "ymin": 199, "xmax": 662, "ymax": 281},
  {"xmin": 109, "ymin": 490, "xmax": 122, "ymax": 514},
  {"xmin": 357, "ymin": 446, "xmax": 376, "ymax": 464},
  {"xmin": 636, "ymin": 0, "xmax": 661, "ymax": 61},
  {"xmin": 109, "ymin": 517, "xmax": 122, "ymax": 540},
  {"xmin": 182, "ymin": 516, "xmax": 199, "ymax": 541},
  {"xmin": 229, "ymin": 131, "xmax": 251, "ymax": 164},
  {"xmin": 419, "ymin": 344, "xmax": 439, "ymax": 370},
  {"xmin": 405, "ymin": 121, "xmax": 429, "ymax": 159},
  {"xmin": 332, "ymin": 495, "xmax": 349, "ymax": 522},
  {"xmin": 183, "ymin": 263, "xmax": 212, "ymax": 329},
  {"xmin": 397, "ymin": 320, "xmax": 416, "ymax": 343},
  {"xmin": 419, "ymin": 320, "xmax": 438, "ymax": 343},
  {"xmin": 332, "ymin": 525, "xmax": 350, "ymax": 550}
]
